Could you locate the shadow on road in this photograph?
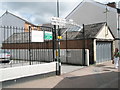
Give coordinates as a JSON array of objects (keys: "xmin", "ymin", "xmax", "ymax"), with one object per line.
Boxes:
[{"xmin": 53, "ymin": 71, "xmax": 119, "ymax": 88}]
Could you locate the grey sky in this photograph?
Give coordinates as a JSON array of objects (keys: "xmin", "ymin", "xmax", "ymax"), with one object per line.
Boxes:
[{"xmin": 0, "ymin": 0, "xmax": 120, "ymax": 25}]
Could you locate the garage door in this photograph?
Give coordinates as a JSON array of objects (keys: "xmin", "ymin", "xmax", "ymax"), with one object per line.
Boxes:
[{"xmin": 96, "ymin": 42, "xmax": 112, "ymax": 63}]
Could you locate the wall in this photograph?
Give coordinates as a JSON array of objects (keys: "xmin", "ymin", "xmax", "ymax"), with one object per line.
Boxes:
[
  {"xmin": 24, "ymin": 22, "xmax": 41, "ymax": 32},
  {"xmin": 119, "ymin": 1, "xmax": 120, "ymax": 8},
  {"xmin": 9, "ymin": 49, "xmax": 53, "ymax": 62},
  {"xmin": 93, "ymin": 39, "xmax": 96, "ymax": 63},
  {"xmin": 0, "ymin": 12, "xmax": 24, "ymax": 46},
  {"xmin": 0, "ymin": 13, "xmax": 25, "ymax": 27},
  {"xmin": 118, "ymin": 14, "xmax": 120, "ymax": 49},
  {"xmin": 0, "ymin": 62, "xmax": 56, "ymax": 82},
  {"xmin": 96, "ymin": 25, "xmax": 114, "ymax": 40},
  {"xmin": 61, "ymin": 49, "xmax": 83, "ymax": 64},
  {"xmin": 66, "ymin": 1, "xmax": 117, "ymax": 38},
  {"xmin": 2, "ymin": 49, "xmax": 83, "ymax": 65},
  {"xmin": 2, "ymin": 39, "xmax": 92, "ymax": 49},
  {"xmin": 2, "ymin": 39, "xmax": 93, "ymax": 64},
  {"xmin": 1, "ymin": 48, "xmax": 89, "ymax": 65},
  {"xmin": 60, "ymin": 49, "xmax": 89, "ymax": 65}
]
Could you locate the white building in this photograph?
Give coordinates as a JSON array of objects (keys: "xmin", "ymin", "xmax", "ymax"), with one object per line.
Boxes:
[
  {"xmin": 0, "ymin": 11, "xmax": 37, "ymax": 48},
  {"xmin": 66, "ymin": 0, "xmax": 119, "ymax": 48},
  {"xmin": 118, "ymin": 1, "xmax": 120, "ymax": 8},
  {"xmin": 118, "ymin": 1, "xmax": 120, "ymax": 50}
]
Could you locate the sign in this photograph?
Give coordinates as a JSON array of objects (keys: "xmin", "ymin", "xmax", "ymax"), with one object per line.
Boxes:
[
  {"xmin": 51, "ymin": 17, "xmax": 80, "ymax": 27},
  {"xmin": 32, "ymin": 30, "xmax": 53, "ymax": 42},
  {"xmin": 31, "ymin": 30, "xmax": 44, "ymax": 42},
  {"xmin": 51, "ymin": 17, "xmax": 66, "ymax": 26},
  {"xmin": 44, "ymin": 31, "xmax": 52, "ymax": 40},
  {"xmin": 57, "ymin": 36, "xmax": 62, "ymax": 39}
]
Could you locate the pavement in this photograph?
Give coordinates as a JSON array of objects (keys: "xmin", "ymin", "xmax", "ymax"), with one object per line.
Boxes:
[
  {"xmin": 3, "ymin": 61, "xmax": 119, "ymax": 88},
  {"xmin": 61, "ymin": 64, "xmax": 84, "ymax": 74}
]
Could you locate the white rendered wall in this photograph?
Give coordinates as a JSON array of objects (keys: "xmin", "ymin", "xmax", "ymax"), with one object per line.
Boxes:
[
  {"xmin": 0, "ymin": 62, "xmax": 56, "ymax": 82},
  {"xmin": 66, "ymin": 1, "xmax": 117, "ymax": 38}
]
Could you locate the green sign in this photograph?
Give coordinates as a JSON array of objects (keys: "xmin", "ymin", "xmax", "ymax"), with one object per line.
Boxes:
[{"xmin": 44, "ymin": 31, "xmax": 52, "ymax": 40}]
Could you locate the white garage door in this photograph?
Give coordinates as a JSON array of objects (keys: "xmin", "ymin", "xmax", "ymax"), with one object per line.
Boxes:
[{"xmin": 96, "ymin": 42, "xmax": 112, "ymax": 63}]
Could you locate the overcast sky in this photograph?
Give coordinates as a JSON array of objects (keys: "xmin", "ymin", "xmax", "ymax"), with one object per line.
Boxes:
[{"xmin": 0, "ymin": 0, "xmax": 120, "ymax": 25}]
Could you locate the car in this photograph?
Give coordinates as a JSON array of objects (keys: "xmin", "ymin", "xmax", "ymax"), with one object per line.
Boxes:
[{"xmin": 0, "ymin": 49, "xmax": 11, "ymax": 62}]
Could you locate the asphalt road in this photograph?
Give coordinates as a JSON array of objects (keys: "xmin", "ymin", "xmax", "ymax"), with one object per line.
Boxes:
[
  {"xmin": 54, "ymin": 61, "xmax": 120, "ymax": 88},
  {"xmin": 54, "ymin": 71, "xmax": 119, "ymax": 88}
]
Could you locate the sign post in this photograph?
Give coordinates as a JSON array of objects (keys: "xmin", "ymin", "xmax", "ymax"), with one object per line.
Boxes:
[
  {"xmin": 51, "ymin": 16, "xmax": 81, "ymax": 75},
  {"xmin": 51, "ymin": 17, "xmax": 65, "ymax": 75}
]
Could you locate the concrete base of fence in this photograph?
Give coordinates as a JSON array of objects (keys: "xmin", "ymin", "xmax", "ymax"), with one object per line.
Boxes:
[{"xmin": 0, "ymin": 62, "xmax": 56, "ymax": 83}]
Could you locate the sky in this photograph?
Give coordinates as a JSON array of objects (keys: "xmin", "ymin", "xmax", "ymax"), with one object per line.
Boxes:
[{"xmin": 0, "ymin": 0, "xmax": 120, "ymax": 25}]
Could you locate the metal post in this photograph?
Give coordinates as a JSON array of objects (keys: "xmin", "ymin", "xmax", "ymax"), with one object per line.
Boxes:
[
  {"xmin": 66, "ymin": 31, "xmax": 68, "ymax": 63},
  {"xmin": 52, "ymin": 27, "xmax": 55, "ymax": 61},
  {"xmin": 57, "ymin": 0, "xmax": 61, "ymax": 75},
  {"xmin": 53, "ymin": 25, "xmax": 58, "ymax": 75},
  {"xmin": 29, "ymin": 26, "xmax": 31, "ymax": 65},
  {"xmin": 57, "ymin": 0, "xmax": 59, "ymax": 18},
  {"xmin": 57, "ymin": 37, "xmax": 61, "ymax": 75},
  {"xmin": 52, "ymin": 25, "xmax": 56, "ymax": 61},
  {"xmin": 83, "ymin": 24, "xmax": 85, "ymax": 66}
]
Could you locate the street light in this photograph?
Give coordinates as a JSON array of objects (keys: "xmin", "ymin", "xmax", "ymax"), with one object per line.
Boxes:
[{"xmin": 56, "ymin": 0, "xmax": 61, "ymax": 75}]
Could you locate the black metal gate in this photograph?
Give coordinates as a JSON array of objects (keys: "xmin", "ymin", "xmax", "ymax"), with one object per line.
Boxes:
[{"xmin": 0, "ymin": 26, "xmax": 55, "ymax": 67}]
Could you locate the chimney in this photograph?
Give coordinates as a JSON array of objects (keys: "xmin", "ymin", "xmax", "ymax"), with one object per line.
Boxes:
[{"xmin": 107, "ymin": 2, "xmax": 116, "ymax": 8}]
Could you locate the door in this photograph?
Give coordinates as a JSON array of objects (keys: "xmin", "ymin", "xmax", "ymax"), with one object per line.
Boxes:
[{"xmin": 96, "ymin": 42, "xmax": 112, "ymax": 63}]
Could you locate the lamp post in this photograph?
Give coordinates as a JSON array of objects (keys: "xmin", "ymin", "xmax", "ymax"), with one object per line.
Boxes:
[{"xmin": 56, "ymin": 0, "xmax": 61, "ymax": 75}]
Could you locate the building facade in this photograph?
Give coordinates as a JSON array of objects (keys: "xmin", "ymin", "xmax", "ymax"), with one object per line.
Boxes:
[
  {"xmin": 66, "ymin": 0, "xmax": 118, "ymax": 48},
  {"xmin": 0, "ymin": 11, "xmax": 40, "ymax": 47}
]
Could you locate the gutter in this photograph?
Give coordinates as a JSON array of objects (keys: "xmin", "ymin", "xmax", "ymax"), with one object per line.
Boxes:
[{"xmin": 115, "ymin": 38, "xmax": 120, "ymax": 40}]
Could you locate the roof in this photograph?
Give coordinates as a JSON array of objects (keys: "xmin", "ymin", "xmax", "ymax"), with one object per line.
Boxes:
[
  {"xmin": 4, "ymin": 32, "xmax": 30, "ymax": 43},
  {"xmin": 62, "ymin": 22, "xmax": 109, "ymax": 40},
  {"xmin": 0, "ymin": 11, "xmax": 37, "ymax": 26},
  {"xmin": 76, "ymin": 22, "xmax": 106, "ymax": 39},
  {"xmin": 3, "ymin": 28, "xmax": 52, "ymax": 43},
  {"xmin": 3, "ymin": 22, "xmax": 114, "ymax": 43},
  {"xmin": 41, "ymin": 23, "xmax": 54, "ymax": 28}
]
